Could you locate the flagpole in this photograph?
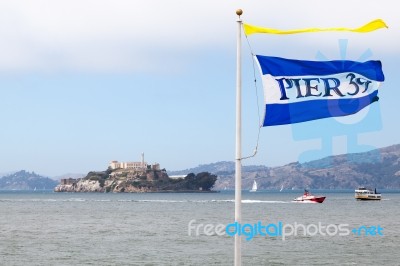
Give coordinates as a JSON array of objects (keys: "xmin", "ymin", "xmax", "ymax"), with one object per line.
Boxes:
[{"xmin": 234, "ymin": 8, "xmax": 243, "ymax": 266}]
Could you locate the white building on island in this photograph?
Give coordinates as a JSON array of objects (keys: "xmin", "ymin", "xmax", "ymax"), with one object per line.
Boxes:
[{"xmin": 109, "ymin": 153, "xmax": 160, "ymax": 171}]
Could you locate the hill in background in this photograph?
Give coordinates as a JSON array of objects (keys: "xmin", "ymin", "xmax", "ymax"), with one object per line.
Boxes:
[
  {"xmin": 168, "ymin": 144, "xmax": 400, "ymax": 190},
  {"xmin": 2, "ymin": 144, "xmax": 399, "ymax": 191},
  {"xmin": 0, "ymin": 170, "xmax": 58, "ymax": 190}
]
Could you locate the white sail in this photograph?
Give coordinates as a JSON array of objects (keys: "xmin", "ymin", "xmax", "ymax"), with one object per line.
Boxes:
[{"xmin": 250, "ymin": 180, "xmax": 257, "ymax": 192}]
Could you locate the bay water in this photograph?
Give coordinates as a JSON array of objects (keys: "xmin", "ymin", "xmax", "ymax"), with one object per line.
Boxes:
[{"xmin": 0, "ymin": 190, "xmax": 399, "ymax": 265}]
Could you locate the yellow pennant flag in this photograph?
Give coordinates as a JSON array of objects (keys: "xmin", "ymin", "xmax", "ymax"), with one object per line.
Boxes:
[{"xmin": 243, "ymin": 19, "xmax": 388, "ymax": 35}]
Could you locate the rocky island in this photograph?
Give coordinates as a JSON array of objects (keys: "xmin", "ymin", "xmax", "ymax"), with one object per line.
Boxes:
[{"xmin": 54, "ymin": 155, "xmax": 217, "ymax": 193}]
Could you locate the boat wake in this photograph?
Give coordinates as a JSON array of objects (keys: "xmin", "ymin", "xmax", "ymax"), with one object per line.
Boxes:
[
  {"xmin": 0, "ymin": 198, "xmax": 291, "ymax": 204},
  {"xmin": 241, "ymin": 199, "xmax": 288, "ymax": 204}
]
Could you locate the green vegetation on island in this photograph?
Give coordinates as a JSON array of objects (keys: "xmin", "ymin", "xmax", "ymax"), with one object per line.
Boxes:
[{"xmin": 54, "ymin": 167, "xmax": 218, "ymax": 193}]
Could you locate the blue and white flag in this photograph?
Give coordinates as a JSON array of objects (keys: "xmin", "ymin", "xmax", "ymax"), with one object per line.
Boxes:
[{"xmin": 256, "ymin": 55, "xmax": 384, "ymax": 126}]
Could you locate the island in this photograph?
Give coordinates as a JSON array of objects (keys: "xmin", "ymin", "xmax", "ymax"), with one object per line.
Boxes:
[{"xmin": 54, "ymin": 154, "xmax": 217, "ymax": 193}]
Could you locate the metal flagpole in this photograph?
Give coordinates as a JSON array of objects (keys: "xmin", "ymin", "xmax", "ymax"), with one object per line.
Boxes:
[{"xmin": 234, "ymin": 8, "xmax": 243, "ymax": 266}]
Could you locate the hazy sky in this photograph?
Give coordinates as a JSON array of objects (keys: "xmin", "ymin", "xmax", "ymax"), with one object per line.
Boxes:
[{"xmin": 0, "ymin": 0, "xmax": 398, "ymax": 177}]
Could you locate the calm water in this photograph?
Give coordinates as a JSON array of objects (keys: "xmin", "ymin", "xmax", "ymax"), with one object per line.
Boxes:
[{"xmin": 0, "ymin": 190, "xmax": 399, "ymax": 265}]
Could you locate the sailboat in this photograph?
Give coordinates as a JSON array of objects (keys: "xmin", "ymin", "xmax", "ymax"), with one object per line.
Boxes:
[
  {"xmin": 279, "ymin": 184, "xmax": 284, "ymax": 192},
  {"xmin": 249, "ymin": 180, "xmax": 258, "ymax": 192}
]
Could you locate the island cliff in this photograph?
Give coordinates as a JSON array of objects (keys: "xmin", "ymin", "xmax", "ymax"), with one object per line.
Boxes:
[{"xmin": 54, "ymin": 168, "xmax": 217, "ymax": 193}]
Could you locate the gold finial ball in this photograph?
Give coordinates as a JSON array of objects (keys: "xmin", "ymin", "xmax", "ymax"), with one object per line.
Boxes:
[{"xmin": 236, "ymin": 9, "xmax": 243, "ymax": 16}]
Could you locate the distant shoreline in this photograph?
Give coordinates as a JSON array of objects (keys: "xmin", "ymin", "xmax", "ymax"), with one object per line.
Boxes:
[
  {"xmin": 143, "ymin": 190, "xmax": 220, "ymax": 193},
  {"xmin": 51, "ymin": 190, "xmax": 220, "ymax": 194}
]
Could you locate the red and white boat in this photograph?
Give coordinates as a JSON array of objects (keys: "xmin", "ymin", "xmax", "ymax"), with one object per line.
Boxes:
[{"xmin": 293, "ymin": 190, "xmax": 326, "ymax": 203}]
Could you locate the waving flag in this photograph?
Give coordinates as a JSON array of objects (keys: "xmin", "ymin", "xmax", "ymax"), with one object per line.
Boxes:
[
  {"xmin": 244, "ymin": 19, "xmax": 388, "ymax": 35},
  {"xmin": 256, "ymin": 55, "xmax": 384, "ymax": 126}
]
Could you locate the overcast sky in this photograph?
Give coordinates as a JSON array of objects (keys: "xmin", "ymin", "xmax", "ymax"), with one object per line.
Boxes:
[{"xmin": 0, "ymin": 0, "xmax": 399, "ymax": 177}]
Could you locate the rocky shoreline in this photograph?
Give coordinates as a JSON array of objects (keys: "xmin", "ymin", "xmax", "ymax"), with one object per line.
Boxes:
[{"xmin": 54, "ymin": 171, "xmax": 218, "ymax": 193}]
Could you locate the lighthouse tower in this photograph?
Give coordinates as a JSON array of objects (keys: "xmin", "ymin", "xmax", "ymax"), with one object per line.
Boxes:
[{"xmin": 141, "ymin": 152, "xmax": 145, "ymax": 169}]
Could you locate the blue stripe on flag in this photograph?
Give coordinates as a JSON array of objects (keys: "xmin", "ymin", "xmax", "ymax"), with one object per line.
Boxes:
[
  {"xmin": 256, "ymin": 55, "xmax": 384, "ymax": 82},
  {"xmin": 263, "ymin": 90, "xmax": 379, "ymax": 126}
]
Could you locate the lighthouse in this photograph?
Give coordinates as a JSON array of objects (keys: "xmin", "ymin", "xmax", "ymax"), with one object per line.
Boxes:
[{"xmin": 141, "ymin": 152, "xmax": 145, "ymax": 169}]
